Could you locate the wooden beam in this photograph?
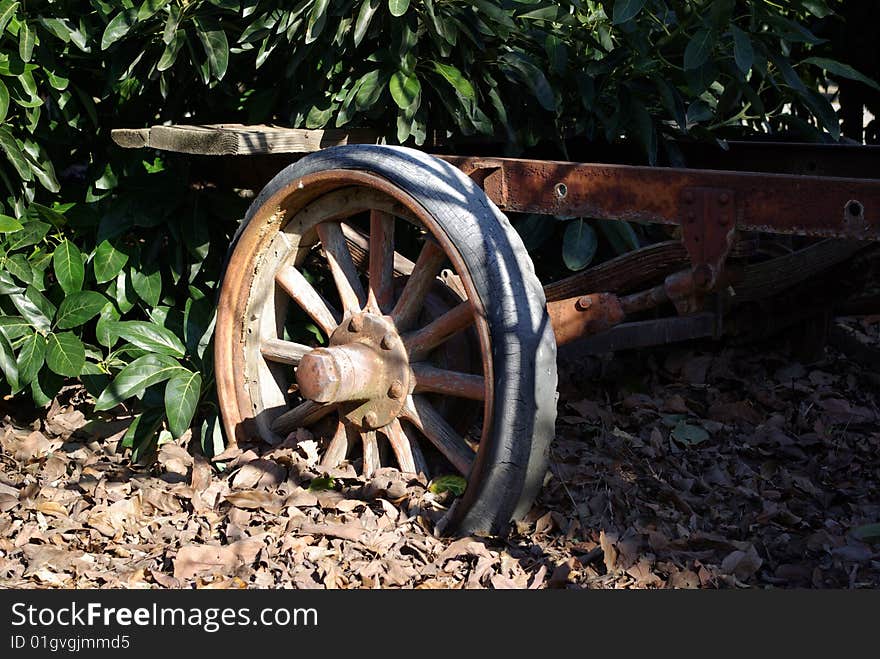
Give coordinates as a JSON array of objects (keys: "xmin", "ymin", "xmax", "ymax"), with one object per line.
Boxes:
[{"xmin": 110, "ymin": 124, "xmax": 379, "ymax": 156}]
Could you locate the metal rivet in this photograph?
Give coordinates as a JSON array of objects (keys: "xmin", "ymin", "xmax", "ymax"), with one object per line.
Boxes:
[
  {"xmin": 719, "ymin": 192, "xmax": 730, "ymax": 205},
  {"xmin": 576, "ymin": 296, "xmax": 593, "ymax": 311},
  {"xmin": 687, "ymin": 211, "xmax": 696, "ymax": 222},
  {"xmin": 388, "ymin": 380, "xmax": 405, "ymax": 400},
  {"xmin": 349, "ymin": 315, "xmax": 363, "ymax": 332},
  {"xmin": 380, "ymin": 333, "xmax": 395, "ymax": 350},
  {"xmin": 683, "ymin": 190, "xmax": 694, "ymax": 204}
]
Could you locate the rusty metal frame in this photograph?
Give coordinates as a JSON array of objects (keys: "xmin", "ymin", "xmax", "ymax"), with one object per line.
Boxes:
[
  {"xmin": 443, "ymin": 154, "xmax": 880, "ymax": 347},
  {"xmin": 441, "ymin": 155, "xmax": 880, "ymax": 240}
]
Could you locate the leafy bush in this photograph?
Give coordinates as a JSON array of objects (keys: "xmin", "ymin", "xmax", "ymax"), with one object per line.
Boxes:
[{"xmin": 0, "ymin": 0, "xmax": 874, "ymax": 458}]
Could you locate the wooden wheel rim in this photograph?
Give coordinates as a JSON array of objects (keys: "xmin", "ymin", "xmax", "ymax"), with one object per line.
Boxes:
[{"xmin": 216, "ymin": 169, "xmax": 494, "ymax": 479}]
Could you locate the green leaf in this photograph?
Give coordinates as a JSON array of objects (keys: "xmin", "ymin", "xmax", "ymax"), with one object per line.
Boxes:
[
  {"xmin": 0, "ymin": 2, "xmax": 18, "ymax": 34},
  {"xmin": 684, "ymin": 29, "xmax": 713, "ymax": 71},
  {"xmin": 0, "ymin": 331, "xmax": 19, "ymax": 392},
  {"xmin": 54, "ymin": 291, "xmax": 107, "ymax": 329},
  {"xmin": 0, "ymin": 125, "xmax": 32, "ymax": 182},
  {"xmin": 94, "ymin": 353, "xmax": 183, "ymax": 411},
  {"xmin": 562, "ymin": 219, "xmax": 598, "ymax": 271},
  {"xmin": 431, "ymin": 62, "xmax": 476, "ymax": 101},
  {"xmin": 157, "ymin": 29, "xmax": 184, "ymax": 71},
  {"xmin": 671, "ymin": 422, "xmax": 709, "ymax": 446},
  {"xmin": 110, "ymin": 320, "xmax": 186, "ymax": 358},
  {"xmin": 137, "ymin": 0, "xmax": 171, "ymax": 21},
  {"xmin": 388, "ymin": 0, "xmax": 410, "ymax": 17},
  {"xmin": 18, "ymin": 20, "xmax": 34, "ymax": 62},
  {"xmin": 10, "ymin": 290, "xmax": 51, "ymax": 332},
  {"xmin": 96, "ymin": 302, "xmax": 120, "ymax": 348},
  {"xmin": 46, "ymin": 331, "xmax": 85, "ymax": 377},
  {"xmin": 52, "ymin": 239, "xmax": 84, "ymax": 294},
  {"xmin": 803, "ymin": 57, "xmax": 880, "ymax": 92},
  {"xmin": 429, "ymin": 474, "xmax": 466, "ymax": 496},
  {"xmin": 308, "ymin": 475, "xmax": 336, "ymax": 491},
  {"xmin": 0, "ymin": 213, "xmax": 22, "ymax": 232},
  {"xmin": 389, "ymin": 71, "xmax": 421, "ymax": 110},
  {"xmin": 31, "ymin": 367, "xmax": 63, "ymax": 407},
  {"xmin": 354, "ymin": 69, "xmax": 384, "ymax": 110},
  {"xmin": 499, "ymin": 52, "xmax": 557, "ymax": 112},
  {"xmin": 194, "ymin": 18, "xmax": 229, "ymax": 80},
  {"xmin": 354, "ymin": 0, "xmax": 379, "ymax": 46},
  {"xmin": 612, "ymin": 0, "xmax": 646, "ymax": 25},
  {"xmin": 0, "ymin": 78, "xmax": 8, "ymax": 123},
  {"xmin": 597, "ymin": 219, "xmax": 640, "ymax": 255},
  {"xmin": 852, "ymin": 523, "xmax": 880, "ymax": 543},
  {"xmin": 101, "ymin": 10, "xmax": 137, "ymax": 50},
  {"xmin": 92, "ymin": 240, "xmax": 128, "ymax": 284},
  {"xmin": 306, "ymin": 0, "xmax": 330, "ymax": 44},
  {"xmin": 164, "ymin": 370, "xmax": 202, "ymax": 438},
  {"xmin": 731, "ymin": 26, "xmax": 754, "ymax": 75},
  {"xmin": 131, "ymin": 264, "xmax": 162, "ymax": 307},
  {"xmin": 16, "ymin": 331, "xmax": 45, "ymax": 385},
  {"xmin": 0, "ymin": 316, "xmax": 31, "ymax": 340},
  {"xmin": 122, "ymin": 407, "xmax": 164, "ymax": 450}
]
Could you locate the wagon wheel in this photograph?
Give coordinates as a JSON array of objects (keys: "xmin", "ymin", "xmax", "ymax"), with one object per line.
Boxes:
[{"xmin": 216, "ymin": 146, "xmax": 557, "ymax": 536}]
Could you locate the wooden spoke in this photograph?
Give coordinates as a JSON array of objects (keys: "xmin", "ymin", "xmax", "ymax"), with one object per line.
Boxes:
[
  {"xmin": 271, "ymin": 400, "xmax": 336, "ymax": 435},
  {"xmin": 402, "ymin": 395, "xmax": 474, "ymax": 476},
  {"xmin": 369, "ymin": 210, "xmax": 396, "ymax": 313},
  {"xmin": 321, "ymin": 420, "xmax": 351, "ymax": 469},
  {"xmin": 276, "ymin": 265, "xmax": 339, "ymax": 336},
  {"xmin": 316, "ymin": 222, "xmax": 366, "ymax": 313},
  {"xmin": 384, "ymin": 418, "xmax": 428, "ymax": 476},
  {"xmin": 412, "ymin": 363, "xmax": 485, "ymax": 401},
  {"xmin": 403, "ymin": 302, "xmax": 474, "ymax": 361},
  {"xmin": 260, "ymin": 338, "xmax": 311, "ymax": 365},
  {"xmin": 341, "ymin": 223, "xmax": 415, "ymax": 276},
  {"xmin": 361, "ymin": 430, "xmax": 381, "ymax": 478},
  {"xmin": 391, "ymin": 240, "xmax": 447, "ymax": 332}
]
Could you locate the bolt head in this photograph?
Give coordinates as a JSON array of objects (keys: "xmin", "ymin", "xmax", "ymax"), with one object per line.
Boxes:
[
  {"xmin": 349, "ymin": 314, "xmax": 364, "ymax": 332},
  {"xmin": 363, "ymin": 411, "xmax": 378, "ymax": 428},
  {"xmin": 388, "ymin": 380, "xmax": 406, "ymax": 400},
  {"xmin": 380, "ymin": 332, "xmax": 396, "ymax": 350},
  {"xmin": 719, "ymin": 192, "xmax": 730, "ymax": 205},
  {"xmin": 576, "ymin": 296, "xmax": 593, "ymax": 311},
  {"xmin": 683, "ymin": 190, "xmax": 695, "ymax": 204}
]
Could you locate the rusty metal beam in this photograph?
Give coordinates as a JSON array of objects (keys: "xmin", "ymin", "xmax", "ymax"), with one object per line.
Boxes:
[{"xmin": 441, "ymin": 156, "xmax": 880, "ymax": 240}]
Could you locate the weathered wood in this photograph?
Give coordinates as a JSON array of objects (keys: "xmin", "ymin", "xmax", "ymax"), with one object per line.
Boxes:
[
  {"xmin": 271, "ymin": 400, "xmax": 336, "ymax": 435},
  {"xmin": 383, "ymin": 418, "xmax": 426, "ymax": 476},
  {"xmin": 403, "ymin": 302, "xmax": 474, "ymax": 361},
  {"xmin": 111, "ymin": 124, "xmax": 379, "ymax": 156},
  {"xmin": 412, "ymin": 363, "xmax": 485, "ymax": 400},
  {"xmin": 341, "ymin": 223, "xmax": 415, "ymax": 276},
  {"xmin": 402, "ymin": 395, "xmax": 474, "ymax": 475},
  {"xmin": 361, "ymin": 430, "xmax": 381, "ymax": 478},
  {"xmin": 316, "ymin": 221, "xmax": 367, "ymax": 313},
  {"xmin": 321, "ymin": 420, "xmax": 351, "ymax": 470},
  {"xmin": 543, "ymin": 241, "xmax": 688, "ymax": 301},
  {"xmin": 275, "ymin": 265, "xmax": 339, "ymax": 336},
  {"xmin": 260, "ymin": 338, "xmax": 311, "ymax": 365},
  {"xmin": 369, "ymin": 210, "xmax": 396, "ymax": 313},
  {"xmin": 391, "ymin": 241, "xmax": 447, "ymax": 332}
]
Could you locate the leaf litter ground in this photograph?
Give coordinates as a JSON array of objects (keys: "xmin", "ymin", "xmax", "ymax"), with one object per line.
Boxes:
[{"xmin": 1, "ymin": 317, "xmax": 878, "ymax": 589}]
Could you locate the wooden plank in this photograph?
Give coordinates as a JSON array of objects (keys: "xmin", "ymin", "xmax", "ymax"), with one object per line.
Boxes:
[{"xmin": 110, "ymin": 124, "xmax": 379, "ymax": 155}]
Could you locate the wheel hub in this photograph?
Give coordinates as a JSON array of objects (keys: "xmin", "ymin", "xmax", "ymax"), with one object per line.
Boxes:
[{"xmin": 295, "ymin": 312, "xmax": 411, "ymax": 431}]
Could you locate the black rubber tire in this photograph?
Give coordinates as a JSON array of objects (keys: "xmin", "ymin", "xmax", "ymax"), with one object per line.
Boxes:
[{"xmin": 229, "ymin": 145, "xmax": 558, "ymax": 536}]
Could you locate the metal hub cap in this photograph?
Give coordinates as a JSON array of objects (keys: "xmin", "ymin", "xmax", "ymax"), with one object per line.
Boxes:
[{"xmin": 296, "ymin": 311, "xmax": 411, "ymax": 431}]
